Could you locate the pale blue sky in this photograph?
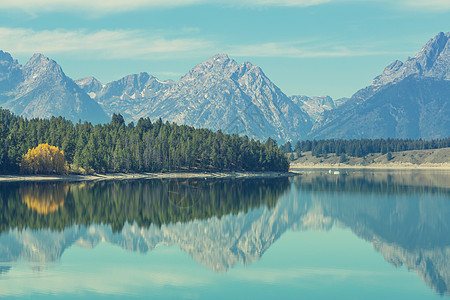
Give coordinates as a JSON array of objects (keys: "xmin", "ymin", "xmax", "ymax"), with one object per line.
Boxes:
[{"xmin": 0, "ymin": 0, "xmax": 448, "ymax": 98}]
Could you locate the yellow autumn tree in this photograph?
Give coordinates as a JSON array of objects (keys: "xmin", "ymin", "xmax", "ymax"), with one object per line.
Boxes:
[{"xmin": 21, "ymin": 143, "xmax": 69, "ymax": 175}]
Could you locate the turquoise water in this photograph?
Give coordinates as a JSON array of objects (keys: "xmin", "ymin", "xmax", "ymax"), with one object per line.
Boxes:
[{"xmin": 0, "ymin": 171, "xmax": 448, "ymax": 299}]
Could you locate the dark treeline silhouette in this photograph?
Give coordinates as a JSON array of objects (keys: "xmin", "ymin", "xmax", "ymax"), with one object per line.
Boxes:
[
  {"xmin": 281, "ymin": 138, "xmax": 450, "ymax": 157},
  {"xmin": 0, "ymin": 109, "xmax": 289, "ymax": 174},
  {"xmin": 0, "ymin": 177, "xmax": 290, "ymax": 233}
]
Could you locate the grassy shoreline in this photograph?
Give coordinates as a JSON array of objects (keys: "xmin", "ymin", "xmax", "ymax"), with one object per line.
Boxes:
[
  {"xmin": 289, "ymin": 147, "xmax": 450, "ymax": 171},
  {"xmin": 290, "ymin": 163, "xmax": 450, "ymax": 170},
  {"xmin": 0, "ymin": 171, "xmax": 295, "ymax": 183}
]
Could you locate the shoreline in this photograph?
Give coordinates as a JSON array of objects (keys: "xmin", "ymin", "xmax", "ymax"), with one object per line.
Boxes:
[
  {"xmin": 0, "ymin": 171, "xmax": 295, "ymax": 183},
  {"xmin": 289, "ymin": 148, "xmax": 450, "ymax": 171},
  {"xmin": 290, "ymin": 163, "xmax": 450, "ymax": 171}
]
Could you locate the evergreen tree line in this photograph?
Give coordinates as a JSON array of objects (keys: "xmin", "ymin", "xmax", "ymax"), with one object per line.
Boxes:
[
  {"xmin": 281, "ymin": 138, "xmax": 450, "ymax": 158},
  {"xmin": 0, "ymin": 109, "xmax": 289, "ymax": 174}
]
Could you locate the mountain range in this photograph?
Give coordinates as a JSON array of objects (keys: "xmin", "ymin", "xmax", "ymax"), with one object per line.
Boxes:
[{"xmin": 1, "ymin": 32, "xmax": 449, "ymax": 141}]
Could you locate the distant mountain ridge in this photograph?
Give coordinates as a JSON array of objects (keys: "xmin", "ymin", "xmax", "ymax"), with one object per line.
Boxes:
[
  {"xmin": 310, "ymin": 31, "xmax": 450, "ymax": 139},
  {"xmin": 290, "ymin": 95, "xmax": 348, "ymax": 122},
  {"xmin": 76, "ymin": 72, "xmax": 175, "ymax": 122},
  {"xmin": 0, "ymin": 52, "xmax": 109, "ymax": 124}
]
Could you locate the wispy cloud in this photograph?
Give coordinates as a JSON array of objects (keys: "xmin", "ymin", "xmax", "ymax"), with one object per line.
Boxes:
[
  {"xmin": 401, "ymin": 0, "xmax": 450, "ymax": 11},
  {"xmin": 0, "ymin": 27, "xmax": 213, "ymax": 59},
  {"xmin": 0, "ymin": 0, "xmax": 448, "ymax": 14},
  {"xmin": 0, "ymin": 27, "xmax": 409, "ymax": 61},
  {"xmin": 281, "ymin": 0, "xmax": 450, "ymax": 11},
  {"xmin": 0, "ymin": 0, "xmax": 202, "ymax": 14},
  {"xmin": 0, "ymin": 0, "xmax": 331, "ymax": 14},
  {"xmin": 229, "ymin": 40, "xmax": 408, "ymax": 58}
]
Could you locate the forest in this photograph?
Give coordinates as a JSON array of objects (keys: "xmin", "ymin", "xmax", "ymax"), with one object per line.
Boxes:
[
  {"xmin": 282, "ymin": 137, "xmax": 450, "ymax": 158},
  {"xmin": 0, "ymin": 109, "xmax": 289, "ymax": 174}
]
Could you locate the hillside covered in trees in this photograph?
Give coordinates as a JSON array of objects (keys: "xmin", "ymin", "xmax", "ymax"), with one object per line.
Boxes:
[{"xmin": 0, "ymin": 109, "xmax": 289, "ymax": 174}]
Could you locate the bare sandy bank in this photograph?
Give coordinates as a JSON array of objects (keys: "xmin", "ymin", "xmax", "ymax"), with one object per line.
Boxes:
[{"xmin": 0, "ymin": 171, "xmax": 295, "ymax": 183}]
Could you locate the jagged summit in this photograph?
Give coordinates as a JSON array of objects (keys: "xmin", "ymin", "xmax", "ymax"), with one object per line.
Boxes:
[
  {"xmin": 372, "ymin": 32, "xmax": 450, "ymax": 87},
  {"xmin": 199, "ymin": 53, "xmax": 233, "ymax": 67},
  {"xmin": 114, "ymin": 72, "xmax": 153, "ymax": 90},
  {"xmin": 0, "ymin": 51, "xmax": 22, "ymax": 95},
  {"xmin": 290, "ymin": 95, "xmax": 338, "ymax": 122},
  {"xmin": 235, "ymin": 62, "xmax": 265, "ymax": 79},
  {"xmin": 22, "ymin": 53, "xmax": 65, "ymax": 84},
  {"xmin": 186, "ymin": 55, "xmax": 265, "ymax": 80},
  {"xmin": 28, "ymin": 53, "xmax": 49, "ymax": 62},
  {"xmin": 165, "ymin": 54, "xmax": 311, "ymax": 141},
  {"xmin": 415, "ymin": 31, "xmax": 449, "ymax": 62},
  {"xmin": 75, "ymin": 77, "xmax": 104, "ymax": 100},
  {"xmin": 76, "ymin": 76, "xmax": 102, "ymax": 87},
  {"xmin": 0, "ymin": 52, "xmax": 109, "ymax": 124},
  {"xmin": 0, "ymin": 51, "xmax": 20, "ymax": 73},
  {"xmin": 25, "ymin": 53, "xmax": 59, "ymax": 68},
  {"xmin": 180, "ymin": 54, "xmax": 238, "ymax": 82},
  {"xmin": 0, "ymin": 50, "xmax": 15, "ymax": 63},
  {"xmin": 208, "ymin": 53, "xmax": 232, "ymax": 65}
]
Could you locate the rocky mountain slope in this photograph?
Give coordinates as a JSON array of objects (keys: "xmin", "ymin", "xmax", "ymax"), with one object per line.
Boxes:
[
  {"xmin": 290, "ymin": 95, "xmax": 348, "ymax": 122},
  {"xmin": 0, "ymin": 52, "xmax": 109, "ymax": 124},
  {"xmin": 76, "ymin": 73, "xmax": 174, "ymax": 122},
  {"xmin": 310, "ymin": 32, "xmax": 450, "ymax": 139},
  {"xmin": 79, "ymin": 54, "xmax": 312, "ymax": 141},
  {"xmin": 0, "ymin": 51, "xmax": 22, "ymax": 103}
]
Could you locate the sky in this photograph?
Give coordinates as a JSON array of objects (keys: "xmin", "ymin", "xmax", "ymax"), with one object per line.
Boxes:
[{"xmin": 0, "ymin": 0, "xmax": 449, "ymax": 99}]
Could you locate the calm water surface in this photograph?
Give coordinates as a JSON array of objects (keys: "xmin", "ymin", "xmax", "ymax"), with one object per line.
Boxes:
[{"xmin": 0, "ymin": 170, "xmax": 449, "ymax": 299}]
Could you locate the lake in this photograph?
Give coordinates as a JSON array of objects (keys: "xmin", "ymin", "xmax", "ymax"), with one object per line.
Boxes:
[{"xmin": 0, "ymin": 170, "xmax": 448, "ymax": 299}]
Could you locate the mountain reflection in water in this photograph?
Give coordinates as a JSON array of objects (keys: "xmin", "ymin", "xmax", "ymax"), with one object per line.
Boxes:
[{"xmin": 0, "ymin": 171, "xmax": 448, "ymax": 295}]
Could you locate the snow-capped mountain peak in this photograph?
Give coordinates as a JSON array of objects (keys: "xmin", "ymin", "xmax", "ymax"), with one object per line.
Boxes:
[
  {"xmin": 24, "ymin": 53, "xmax": 63, "ymax": 77},
  {"xmin": 372, "ymin": 32, "xmax": 450, "ymax": 87},
  {"xmin": 0, "ymin": 51, "xmax": 109, "ymax": 124}
]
